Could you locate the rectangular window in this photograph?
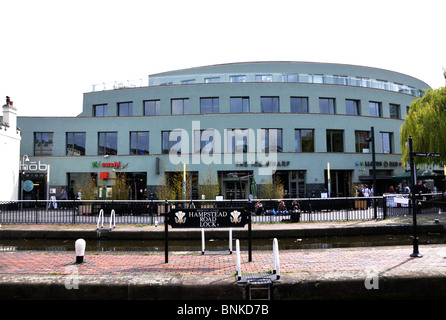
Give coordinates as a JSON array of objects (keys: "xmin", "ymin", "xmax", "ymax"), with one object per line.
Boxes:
[
  {"xmin": 295, "ymin": 129, "xmax": 314, "ymax": 152},
  {"xmin": 200, "ymin": 97, "xmax": 219, "ymax": 114},
  {"xmin": 144, "ymin": 100, "xmax": 160, "ymax": 116},
  {"xmin": 66, "ymin": 132, "xmax": 86, "ymax": 156},
  {"xmin": 389, "ymin": 104, "xmax": 400, "ymax": 119},
  {"xmin": 319, "ymin": 98, "xmax": 335, "ymax": 114},
  {"xmin": 171, "ymin": 98, "xmax": 190, "ymax": 115},
  {"xmin": 355, "ymin": 131, "xmax": 370, "ymax": 153},
  {"xmin": 230, "ymin": 97, "xmax": 250, "ymax": 113},
  {"xmin": 130, "ymin": 131, "xmax": 150, "ymax": 155},
  {"xmin": 229, "ymin": 75, "xmax": 246, "ymax": 82},
  {"xmin": 346, "ymin": 99, "xmax": 360, "ymax": 115},
  {"xmin": 284, "ymin": 74, "xmax": 298, "ymax": 82},
  {"xmin": 290, "ymin": 97, "xmax": 309, "ymax": 113},
  {"xmin": 260, "ymin": 97, "xmax": 279, "ymax": 113},
  {"xmin": 260, "ymin": 129, "xmax": 283, "ymax": 153},
  {"xmin": 380, "ymin": 132, "xmax": 393, "ymax": 153},
  {"xmin": 162, "ymin": 130, "xmax": 182, "ymax": 154},
  {"xmin": 369, "ymin": 101, "xmax": 381, "ymax": 117},
  {"xmin": 194, "ymin": 129, "xmax": 216, "ymax": 154},
  {"xmin": 227, "ymin": 129, "xmax": 249, "ymax": 153},
  {"xmin": 94, "ymin": 104, "xmax": 108, "ymax": 117},
  {"xmin": 326, "ymin": 130, "xmax": 344, "ymax": 152},
  {"xmin": 34, "ymin": 132, "xmax": 54, "ymax": 156},
  {"xmin": 205, "ymin": 77, "xmax": 220, "ymax": 83},
  {"xmin": 118, "ymin": 102, "xmax": 133, "ymax": 116},
  {"xmin": 256, "ymin": 74, "xmax": 272, "ymax": 82},
  {"xmin": 98, "ymin": 132, "xmax": 118, "ymax": 155}
]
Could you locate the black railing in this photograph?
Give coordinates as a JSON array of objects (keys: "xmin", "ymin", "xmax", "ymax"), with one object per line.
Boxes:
[{"xmin": 0, "ymin": 194, "xmax": 443, "ymax": 226}]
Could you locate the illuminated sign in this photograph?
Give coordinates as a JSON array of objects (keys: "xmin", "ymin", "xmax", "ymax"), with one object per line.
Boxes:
[
  {"xmin": 92, "ymin": 161, "xmax": 121, "ymax": 168},
  {"xmin": 21, "ymin": 161, "xmax": 48, "ymax": 172}
]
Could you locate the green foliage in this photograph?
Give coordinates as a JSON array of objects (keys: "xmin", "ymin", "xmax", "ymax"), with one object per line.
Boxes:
[
  {"xmin": 111, "ymin": 173, "xmax": 129, "ymax": 200},
  {"xmin": 75, "ymin": 175, "xmax": 99, "ymax": 200},
  {"xmin": 258, "ymin": 176, "xmax": 284, "ymax": 199},
  {"xmin": 198, "ymin": 165, "xmax": 220, "ymax": 201},
  {"xmin": 400, "ymin": 87, "xmax": 446, "ymax": 166}
]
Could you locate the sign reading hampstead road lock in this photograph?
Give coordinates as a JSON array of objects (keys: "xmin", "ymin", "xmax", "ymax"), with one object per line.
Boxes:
[{"xmin": 168, "ymin": 208, "xmax": 249, "ymax": 228}]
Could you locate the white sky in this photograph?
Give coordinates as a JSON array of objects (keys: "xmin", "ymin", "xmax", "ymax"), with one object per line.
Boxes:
[{"xmin": 1, "ymin": 0, "xmax": 445, "ymax": 117}]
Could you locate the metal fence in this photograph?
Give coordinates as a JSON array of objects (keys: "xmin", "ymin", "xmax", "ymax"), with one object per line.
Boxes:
[{"xmin": 0, "ymin": 194, "xmax": 444, "ymax": 226}]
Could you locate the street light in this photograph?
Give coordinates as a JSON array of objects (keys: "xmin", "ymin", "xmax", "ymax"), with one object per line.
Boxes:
[
  {"xmin": 366, "ymin": 127, "xmax": 377, "ymax": 219},
  {"xmin": 20, "ymin": 155, "xmax": 29, "ymax": 205}
]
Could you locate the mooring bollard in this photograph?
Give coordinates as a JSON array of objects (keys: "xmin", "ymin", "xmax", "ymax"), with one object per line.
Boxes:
[{"xmin": 75, "ymin": 239, "xmax": 86, "ymax": 264}]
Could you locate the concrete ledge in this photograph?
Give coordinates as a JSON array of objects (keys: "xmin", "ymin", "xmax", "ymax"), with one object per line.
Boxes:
[{"xmin": 2, "ymin": 273, "xmax": 446, "ymax": 300}]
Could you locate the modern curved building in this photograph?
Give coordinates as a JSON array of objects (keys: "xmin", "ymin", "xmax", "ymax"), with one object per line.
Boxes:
[{"xmin": 17, "ymin": 61, "xmax": 430, "ymax": 200}]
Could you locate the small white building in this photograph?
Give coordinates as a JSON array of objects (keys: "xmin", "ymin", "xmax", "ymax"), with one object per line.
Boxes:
[{"xmin": 0, "ymin": 99, "xmax": 21, "ymax": 201}]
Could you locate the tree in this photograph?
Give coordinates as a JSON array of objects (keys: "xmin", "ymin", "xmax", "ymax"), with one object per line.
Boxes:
[
  {"xmin": 400, "ymin": 87, "xmax": 446, "ymax": 166},
  {"xmin": 258, "ymin": 176, "xmax": 284, "ymax": 199},
  {"xmin": 198, "ymin": 165, "xmax": 220, "ymax": 201}
]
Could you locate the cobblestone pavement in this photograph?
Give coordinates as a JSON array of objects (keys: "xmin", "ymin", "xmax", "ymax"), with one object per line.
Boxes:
[{"xmin": 1, "ymin": 242, "xmax": 446, "ymax": 279}]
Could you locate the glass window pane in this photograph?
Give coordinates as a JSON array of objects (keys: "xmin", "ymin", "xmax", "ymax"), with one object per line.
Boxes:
[{"xmin": 144, "ymin": 100, "xmax": 160, "ymax": 116}]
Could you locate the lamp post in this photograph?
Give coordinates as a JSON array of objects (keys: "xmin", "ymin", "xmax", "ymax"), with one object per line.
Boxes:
[
  {"xmin": 20, "ymin": 155, "xmax": 29, "ymax": 208},
  {"xmin": 409, "ymin": 136, "xmax": 422, "ymax": 257},
  {"xmin": 366, "ymin": 127, "xmax": 377, "ymax": 219}
]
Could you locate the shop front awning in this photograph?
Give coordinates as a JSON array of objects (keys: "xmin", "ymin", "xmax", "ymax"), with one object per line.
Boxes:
[
  {"xmin": 392, "ymin": 169, "xmax": 443, "ymax": 181},
  {"xmin": 358, "ymin": 175, "xmax": 394, "ymax": 181}
]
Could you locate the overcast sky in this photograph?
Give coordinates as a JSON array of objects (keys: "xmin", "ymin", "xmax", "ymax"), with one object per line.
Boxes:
[{"xmin": 1, "ymin": 0, "xmax": 445, "ymax": 117}]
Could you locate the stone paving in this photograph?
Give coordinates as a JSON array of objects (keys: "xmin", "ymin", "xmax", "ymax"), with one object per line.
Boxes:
[{"xmin": 1, "ymin": 221, "xmax": 446, "ymax": 299}]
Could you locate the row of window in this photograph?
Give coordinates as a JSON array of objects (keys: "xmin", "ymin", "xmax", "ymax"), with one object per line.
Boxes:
[
  {"xmin": 93, "ymin": 97, "xmax": 406, "ymax": 119},
  {"xmin": 34, "ymin": 129, "xmax": 394, "ymax": 157},
  {"xmin": 146, "ymin": 72, "xmax": 423, "ymax": 97}
]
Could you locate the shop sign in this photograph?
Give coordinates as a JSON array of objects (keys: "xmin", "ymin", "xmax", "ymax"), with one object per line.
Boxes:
[
  {"xmin": 235, "ymin": 161, "xmax": 290, "ymax": 168},
  {"xmin": 21, "ymin": 161, "xmax": 48, "ymax": 172},
  {"xmin": 92, "ymin": 161, "xmax": 121, "ymax": 168},
  {"xmin": 23, "ymin": 180, "xmax": 34, "ymax": 192},
  {"xmin": 355, "ymin": 161, "xmax": 401, "ymax": 167},
  {"xmin": 168, "ymin": 208, "xmax": 248, "ymax": 228}
]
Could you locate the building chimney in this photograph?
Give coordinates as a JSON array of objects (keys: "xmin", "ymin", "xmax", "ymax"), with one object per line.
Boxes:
[{"xmin": 3, "ymin": 99, "xmax": 18, "ymax": 132}]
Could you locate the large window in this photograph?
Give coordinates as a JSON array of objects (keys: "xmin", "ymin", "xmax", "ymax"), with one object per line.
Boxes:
[
  {"xmin": 326, "ymin": 130, "xmax": 344, "ymax": 152},
  {"xmin": 295, "ymin": 129, "xmax": 314, "ymax": 152},
  {"xmin": 319, "ymin": 98, "xmax": 335, "ymax": 114},
  {"xmin": 98, "ymin": 132, "xmax": 118, "ymax": 155},
  {"xmin": 130, "ymin": 132, "xmax": 149, "ymax": 155},
  {"xmin": 256, "ymin": 74, "xmax": 272, "ymax": 82},
  {"xmin": 260, "ymin": 97, "xmax": 279, "ymax": 113},
  {"xmin": 171, "ymin": 98, "xmax": 190, "ymax": 115},
  {"xmin": 162, "ymin": 130, "xmax": 182, "ymax": 154},
  {"xmin": 66, "ymin": 132, "xmax": 86, "ymax": 156},
  {"xmin": 34, "ymin": 132, "xmax": 54, "ymax": 156},
  {"xmin": 389, "ymin": 104, "xmax": 400, "ymax": 119},
  {"xmin": 380, "ymin": 132, "xmax": 393, "ymax": 153},
  {"xmin": 229, "ymin": 75, "xmax": 246, "ymax": 82},
  {"xmin": 94, "ymin": 104, "xmax": 108, "ymax": 117},
  {"xmin": 118, "ymin": 102, "xmax": 133, "ymax": 116},
  {"xmin": 227, "ymin": 129, "xmax": 249, "ymax": 153},
  {"xmin": 355, "ymin": 131, "xmax": 370, "ymax": 153},
  {"xmin": 194, "ymin": 129, "xmax": 216, "ymax": 154},
  {"xmin": 144, "ymin": 100, "xmax": 160, "ymax": 116},
  {"xmin": 346, "ymin": 99, "xmax": 360, "ymax": 115},
  {"xmin": 200, "ymin": 97, "xmax": 219, "ymax": 114},
  {"xmin": 290, "ymin": 97, "xmax": 308, "ymax": 113},
  {"xmin": 230, "ymin": 97, "xmax": 249, "ymax": 113},
  {"xmin": 369, "ymin": 101, "xmax": 381, "ymax": 117},
  {"xmin": 260, "ymin": 129, "xmax": 282, "ymax": 153}
]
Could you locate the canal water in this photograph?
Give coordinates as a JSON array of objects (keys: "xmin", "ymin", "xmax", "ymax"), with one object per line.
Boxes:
[{"xmin": 1, "ymin": 233, "xmax": 445, "ymax": 253}]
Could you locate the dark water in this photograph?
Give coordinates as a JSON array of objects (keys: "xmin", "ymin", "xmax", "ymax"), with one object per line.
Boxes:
[{"xmin": 1, "ymin": 233, "xmax": 445, "ymax": 252}]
